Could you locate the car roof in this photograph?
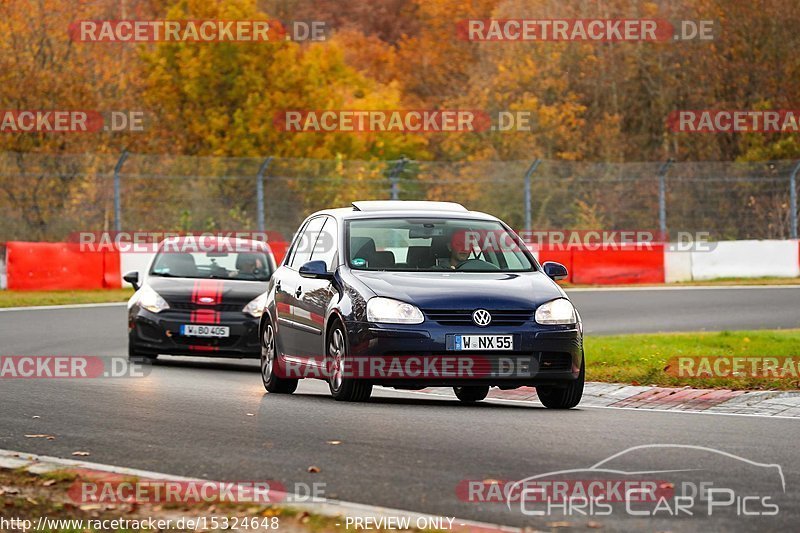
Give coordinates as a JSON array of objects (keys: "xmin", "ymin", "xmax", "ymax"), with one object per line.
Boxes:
[
  {"xmin": 352, "ymin": 200, "xmax": 468, "ymax": 212},
  {"xmin": 310, "ymin": 201, "xmax": 499, "ymax": 222}
]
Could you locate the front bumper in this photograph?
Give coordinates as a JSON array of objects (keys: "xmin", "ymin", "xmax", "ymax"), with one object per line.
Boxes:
[
  {"xmin": 343, "ymin": 319, "xmax": 583, "ymax": 387},
  {"xmin": 129, "ymin": 308, "xmax": 261, "ymax": 357}
]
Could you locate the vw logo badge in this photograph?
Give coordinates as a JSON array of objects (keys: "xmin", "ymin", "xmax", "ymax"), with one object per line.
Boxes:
[{"xmin": 472, "ymin": 309, "xmax": 492, "ymax": 327}]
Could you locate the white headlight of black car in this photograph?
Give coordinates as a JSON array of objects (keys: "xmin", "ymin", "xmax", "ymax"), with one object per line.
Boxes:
[
  {"xmin": 243, "ymin": 292, "xmax": 269, "ymax": 318},
  {"xmin": 367, "ymin": 297, "xmax": 424, "ymax": 324},
  {"xmin": 535, "ymin": 298, "xmax": 577, "ymax": 325},
  {"xmin": 138, "ymin": 285, "xmax": 170, "ymax": 313}
]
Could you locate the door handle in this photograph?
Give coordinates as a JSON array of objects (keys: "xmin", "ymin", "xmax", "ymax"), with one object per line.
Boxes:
[
  {"xmin": 275, "ymin": 280, "xmax": 281, "ymax": 290},
  {"xmin": 295, "ymin": 286, "xmax": 303, "ymax": 297}
]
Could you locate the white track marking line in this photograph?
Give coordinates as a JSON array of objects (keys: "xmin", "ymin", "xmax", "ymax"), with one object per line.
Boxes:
[
  {"xmin": 566, "ymin": 284, "xmax": 800, "ymax": 292},
  {"xmin": 0, "ymin": 302, "xmax": 127, "ymax": 312}
]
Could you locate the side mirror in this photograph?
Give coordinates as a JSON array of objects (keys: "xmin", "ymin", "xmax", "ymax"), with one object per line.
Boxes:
[
  {"xmin": 542, "ymin": 261, "xmax": 568, "ymax": 281},
  {"xmin": 299, "ymin": 260, "xmax": 333, "ymax": 280},
  {"xmin": 123, "ymin": 271, "xmax": 140, "ymax": 290}
]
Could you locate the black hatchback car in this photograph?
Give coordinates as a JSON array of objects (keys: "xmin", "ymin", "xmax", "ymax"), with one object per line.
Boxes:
[
  {"xmin": 260, "ymin": 201, "xmax": 584, "ymax": 408},
  {"xmin": 125, "ymin": 236, "xmax": 276, "ymax": 360}
]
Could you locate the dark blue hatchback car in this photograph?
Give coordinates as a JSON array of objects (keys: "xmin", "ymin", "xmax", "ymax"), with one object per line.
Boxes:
[{"xmin": 260, "ymin": 201, "xmax": 584, "ymax": 408}]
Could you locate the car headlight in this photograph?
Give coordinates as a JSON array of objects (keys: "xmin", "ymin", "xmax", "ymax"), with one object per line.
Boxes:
[
  {"xmin": 138, "ymin": 285, "xmax": 169, "ymax": 313},
  {"xmin": 367, "ymin": 297, "xmax": 424, "ymax": 324},
  {"xmin": 243, "ymin": 292, "xmax": 269, "ymax": 318},
  {"xmin": 535, "ymin": 298, "xmax": 577, "ymax": 325}
]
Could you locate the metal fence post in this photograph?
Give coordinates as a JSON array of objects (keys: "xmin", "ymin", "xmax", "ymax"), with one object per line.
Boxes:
[
  {"xmin": 256, "ymin": 156, "xmax": 273, "ymax": 232},
  {"xmin": 388, "ymin": 156, "xmax": 408, "ymax": 200},
  {"xmin": 790, "ymin": 161, "xmax": 800, "ymax": 240},
  {"xmin": 113, "ymin": 149, "xmax": 129, "ymax": 232},
  {"xmin": 658, "ymin": 159, "xmax": 673, "ymax": 238},
  {"xmin": 523, "ymin": 159, "xmax": 541, "ymax": 229}
]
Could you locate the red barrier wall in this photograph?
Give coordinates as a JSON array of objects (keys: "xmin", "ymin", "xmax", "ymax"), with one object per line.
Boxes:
[
  {"xmin": 7, "ymin": 242, "xmax": 120, "ymax": 290},
  {"xmin": 6, "ymin": 239, "xmax": 662, "ymax": 289},
  {"xmin": 539, "ymin": 244, "xmax": 665, "ymax": 284},
  {"xmin": 268, "ymin": 240, "xmax": 289, "ymax": 266}
]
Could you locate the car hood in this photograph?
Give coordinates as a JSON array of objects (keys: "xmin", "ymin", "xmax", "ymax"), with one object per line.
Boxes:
[
  {"xmin": 145, "ymin": 276, "xmax": 268, "ymax": 306},
  {"xmin": 351, "ymin": 270, "xmax": 565, "ymax": 310}
]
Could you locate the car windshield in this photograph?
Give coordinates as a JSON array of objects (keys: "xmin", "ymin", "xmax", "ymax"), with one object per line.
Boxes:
[
  {"xmin": 149, "ymin": 251, "xmax": 272, "ymax": 281},
  {"xmin": 347, "ymin": 218, "xmax": 535, "ymax": 272}
]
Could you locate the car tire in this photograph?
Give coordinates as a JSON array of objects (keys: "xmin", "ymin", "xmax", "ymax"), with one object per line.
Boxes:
[
  {"xmin": 536, "ymin": 356, "xmax": 585, "ymax": 409},
  {"xmin": 453, "ymin": 386, "xmax": 490, "ymax": 403},
  {"xmin": 128, "ymin": 337, "xmax": 158, "ymax": 363},
  {"xmin": 261, "ymin": 322, "xmax": 298, "ymax": 394},
  {"xmin": 327, "ymin": 321, "xmax": 372, "ymax": 402}
]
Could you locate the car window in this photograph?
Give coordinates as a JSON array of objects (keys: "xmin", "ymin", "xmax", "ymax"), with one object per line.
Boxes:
[
  {"xmin": 150, "ymin": 251, "xmax": 272, "ymax": 281},
  {"xmin": 310, "ymin": 217, "xmax": 338, "ymax": 271},
  {"xmin": 283, "ymin": 220, "xmax": 309, "ymax": 267},
  {"xmin": 347, "ymin": 218, "xmax": 534, "ymax": 272},
  {"xmin": 289, "ymin": 216, "xmax": 326, "ymax": 269}
]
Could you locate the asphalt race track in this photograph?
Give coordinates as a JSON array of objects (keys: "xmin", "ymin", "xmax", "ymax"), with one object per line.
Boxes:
[{"xmin": 1, "ymin": 286, "xmax": 799, "ymax": 531}]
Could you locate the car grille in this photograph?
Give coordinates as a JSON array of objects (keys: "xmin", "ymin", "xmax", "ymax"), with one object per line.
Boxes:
[
  {"xmin": 170, "ymin": 302, "xmax": 244, "ymax": 312},
  {"xmin": 423, "ymin": 309, "xmax": 534, "ymax": 326}
]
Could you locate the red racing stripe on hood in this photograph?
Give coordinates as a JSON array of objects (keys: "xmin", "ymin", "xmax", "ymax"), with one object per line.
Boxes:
[{"xmin": 190, "ymin": 279, "xmax": 224, "ymax": 324}]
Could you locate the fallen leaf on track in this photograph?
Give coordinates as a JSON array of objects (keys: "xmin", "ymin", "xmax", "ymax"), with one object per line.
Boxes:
[
  {"xmin": 72, "ymin": 451, "xmax": 91, "ymax": 457},
  {"xmin": 326, "ymin": 440, "xmax": 342, "ymax": 445},
  {"xmin": 80, "ymin": 504, "xmax": 102, "ymax": 511},
  {"xmin": 25, "ymin": 434, "xmax": 55, "ymax": 440},
  {"xmin": 307, "ymin": 465, "xmax": 320, "ymax": 473}
]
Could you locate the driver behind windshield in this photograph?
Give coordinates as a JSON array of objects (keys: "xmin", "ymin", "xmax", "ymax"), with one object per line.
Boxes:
[
  {"xmin": 234, "ymin": 253, "xmax": 265, "ymax": 278},
  {"xmin": 435, "ymin": 230, "xmax": 473, "ymax": 269}
]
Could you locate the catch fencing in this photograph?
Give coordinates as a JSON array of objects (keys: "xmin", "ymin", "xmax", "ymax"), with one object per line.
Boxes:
[{"xmin": 1, "ymin": 152, "xmax": 798, "ymax": 243}]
